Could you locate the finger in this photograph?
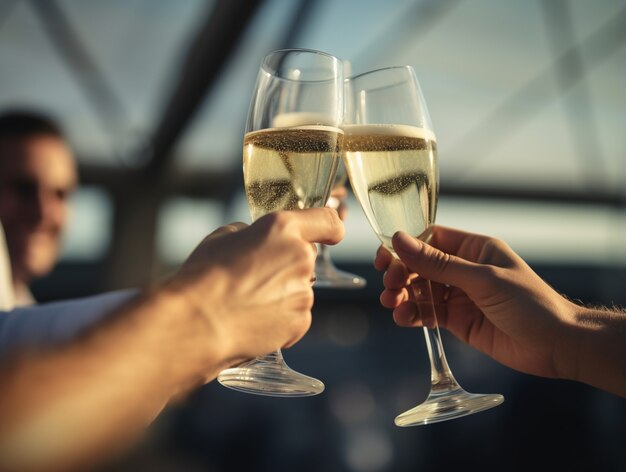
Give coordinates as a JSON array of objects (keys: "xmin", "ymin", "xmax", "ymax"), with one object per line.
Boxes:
[
  {"xmin": 392, "ymin": 231, "xmax": 488, "ymax": 292},
  {"xmin": 330, "ymin": 185, "xmax": 347, "ymax": 200},
  {"xmin": 326, "ymin": 196, "xmax": 341, "ymax": 210},
  {"xmin": 394, "ymin": 299, "xmax": 452, "ymax": 329},
  {"xmin": 281, "ymin": 208, "xmax": 345, "ymax": 245},
  {"xmin": 429, "ymin": 225, "xmax": 485, "ymax": 254},
  {"xmin": 383, "ymin": 258, "xmax": 410, "ymax": 290},
  {"xmin": 191, "ymin": 223, "xmax": 248, "ymax": 256},
  {"xmin": 206, "ymin": 222, "xmax": 248, "ymax": 240},
  {"xmin": 374, "ymin": 245, "xmax": 393, "ymax": 271},
  {"xmin": 429, "ymin": 225, "xmax": 491, "ymax": 256},
  {"xmin": 393, "ymin": 302, "xmax": 420, "ymax": 327},
  {"xmin": 380, "ymin": 287, "xmax": 409, "ymax": 309},
  {"xmin": 337, "ymin": 202, "xmax": 348, "ymax": 221}
]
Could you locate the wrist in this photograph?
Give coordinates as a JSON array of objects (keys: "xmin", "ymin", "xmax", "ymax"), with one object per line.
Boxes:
[
  {"xmin": 557, "ymin": 302, "xmax": 626, "ymax": 397},
  {"xmin": 552, "ymin": 300, "xmax": 586, "ymax": 383},
  {"xmin": 99, "ymin": 282, "xmax": 228, "ymax": 395}
]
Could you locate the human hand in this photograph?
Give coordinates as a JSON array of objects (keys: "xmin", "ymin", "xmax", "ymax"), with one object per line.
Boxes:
[
  {"xmin": 328, "ymin": 185, "xmax": 348, "ymax": 221},
  {"xmin": 175, "ymin": 207, "xmax": 344, "ymax": 368},
  {"xmin": 374, "ymin": 227, "xmax": 578, "ymax": 379}
]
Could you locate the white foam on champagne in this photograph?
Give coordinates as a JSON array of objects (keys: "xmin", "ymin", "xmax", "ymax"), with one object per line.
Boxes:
[
  {"xmin": 270, "ymin": 112, "xmax": 342, "ymax": 133},
  {"xmin": 345, "ymin": 123, "xmax": 436, "ymax": 142}
]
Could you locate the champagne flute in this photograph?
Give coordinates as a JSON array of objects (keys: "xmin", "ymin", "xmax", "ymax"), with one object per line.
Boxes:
[
  {"xmin": 344, "ymin": 66, "xmax": 504, "ymax": 425},
  {"xmin": 314, "ymin": 160, "xmax": 367, "ymax": 289},
  {"xmin": 217, "ymin": 49, "xmax": 344, "ymax": 397}
]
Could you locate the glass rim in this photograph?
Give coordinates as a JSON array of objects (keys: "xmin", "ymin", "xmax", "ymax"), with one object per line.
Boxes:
[
  {"xmin": 345, "ymin": 65, "xmax": 415, "ymax": 82},
  {"xmin": 260, "ymin": 48, "xmax": 342, "ymax": 83}
]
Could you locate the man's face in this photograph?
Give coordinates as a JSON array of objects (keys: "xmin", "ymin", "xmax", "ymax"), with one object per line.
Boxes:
[{"xmin": 0, "ymin": 135, "xmax": 77, "ymax": 284}]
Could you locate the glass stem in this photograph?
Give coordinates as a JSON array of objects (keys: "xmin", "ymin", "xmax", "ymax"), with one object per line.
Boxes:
[
  {"xmin": 319, "ymin": 243, "xmax": 332, "ymax": 263},
  {"xmin": 252, "ymin": 350, "xmax": 284, "ymax": 365},
  {"xmin": 410, "ymin": 278, "xmax": 461, "ymax": 393}
]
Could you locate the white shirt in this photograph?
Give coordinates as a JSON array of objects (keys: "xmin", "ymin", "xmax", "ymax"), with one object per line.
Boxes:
[
  {"xmin": 14, "ymin": 284, "xmax": 35, "ymax": 307},
  {"xmin": 0, "ymin": 221, "xmax": 14, "ymax": 311}
]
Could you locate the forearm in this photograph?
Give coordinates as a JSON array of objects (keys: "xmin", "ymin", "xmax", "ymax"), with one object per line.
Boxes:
[
  {"xmin": 564, "ymin": 304, "xmax": 626, "ymax": 398},
  {"xmin": 0, "ymin": 286, "xmax": 221, "ymax": 471}
]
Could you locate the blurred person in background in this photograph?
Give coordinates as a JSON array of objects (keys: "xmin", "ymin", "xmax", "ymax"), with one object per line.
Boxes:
[
  {"xmin": 0, "ymin": 207, "xmax": 345, "ymax": 471},
  {"xmin": 0, "ymin": 110, "xmax": 78, "ymax": 307},
  {"xmin": 376, "ymin": 228, "xmax": 626, "ymax": 399}
]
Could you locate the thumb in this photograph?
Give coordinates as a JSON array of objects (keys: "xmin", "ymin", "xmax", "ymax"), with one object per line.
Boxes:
[{"xmin": 392, "ymin": 231, "xmax": 485, "ymax": 292}]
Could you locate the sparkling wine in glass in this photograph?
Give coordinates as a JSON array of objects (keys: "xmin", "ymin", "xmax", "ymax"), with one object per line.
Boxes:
[
  {"xmin": 344, "ymin": 66, "xmax": 504, "ymax": 425},
  {"xmin": 217, "ymin": 49, "xmax": 344, "ymax": 397}
]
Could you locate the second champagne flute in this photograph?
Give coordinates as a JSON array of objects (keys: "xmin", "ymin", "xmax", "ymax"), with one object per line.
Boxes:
[
  {"xmin": 344, "ymin": 66, "xmax": 504, "ymax": 424},
  {"xmin": 217, "ymin": 49, "xmax": 344, "ymax": 397},
  {"xmin": 314, "ymin": 161, "xmax": 367, "ymax": 289}
]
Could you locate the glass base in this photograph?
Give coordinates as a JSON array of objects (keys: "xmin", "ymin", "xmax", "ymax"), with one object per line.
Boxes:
[
  {"xmin": 217, "ymin": 358, "xmax": 325, "ymax": 397},
  {"xmin": 394, "ymin": 388, "xmax": 504, "ymax": 426},
  {"xmin": 314, "ymin": 260, "xmax": 367, "ymax": 289}
]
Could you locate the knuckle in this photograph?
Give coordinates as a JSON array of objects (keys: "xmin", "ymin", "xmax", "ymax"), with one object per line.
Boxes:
[
  {"xmin": 262, "ymin": 211, "xmax": 280, "ymax": 227},
  {"xmin": 272, "ymin": 211, "xmax": 292, "ymax": 232},
  {"xmin": 481, "ymin": 237, "xmax": 513, "ymax": 259},
  {"xmin": 224, "ymin": 222, "xmax": 246, "ymax": 233},
  {"xmin": 479, "ymin": 236, "xmax": 520, "ymax": 268},
  {"xmin": 256, "ymin": 212, "xmax": 293, "ymax": 242},
  {"xmin": 430, "ymin": 248, "xmax": 451, "ymax": 275},
  {"xmin": 254, "ymin": 213, "xmax": 275, "ymax": 235},
  {"xmin": 478, "ymin": 264, "xmax": 505, "ymax": 286},
  {"xmin": 486, "ymin": 237, "xmax": 510, "ymax": 253},
  {"xmin": 260, "ymin": 211, "xmax": 289, "ymax": 233}
]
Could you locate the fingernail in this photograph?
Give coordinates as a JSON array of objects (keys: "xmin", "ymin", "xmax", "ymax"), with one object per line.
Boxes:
[
  {"xmin": 394, "ymin": 231, "xmax": 411, "ymax": 242},
  {"xmin": 394, "ymin": 231, "xmax": 420, "ymax": 252}
]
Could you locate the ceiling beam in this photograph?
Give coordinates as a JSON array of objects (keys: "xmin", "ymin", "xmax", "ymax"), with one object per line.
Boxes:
[
  {"xmin": 145, "ymin": 0, "xmax": 265, "ymax": 179},
  {"xmin": 29, "ymin": 0, "xmax": 130, "ymax": 143},
  {"xmin": 440, "ymin": 183, "xmax": 624, "ymax": 208},
  {"xmin": 77, "ymin": 161, "xmax": 624, "ymax": 208}
]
